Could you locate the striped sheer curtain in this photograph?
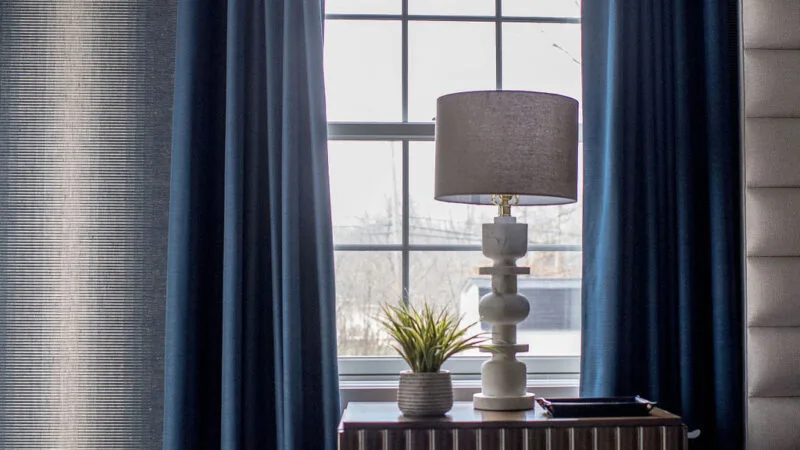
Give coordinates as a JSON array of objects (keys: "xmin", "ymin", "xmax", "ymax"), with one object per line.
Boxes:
[{"xmin": 0, "ymin": 1, "xmax": 176, "ymax": 448}]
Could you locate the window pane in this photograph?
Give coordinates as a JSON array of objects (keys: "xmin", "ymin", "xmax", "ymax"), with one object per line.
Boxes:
[
  {"xmin": 409, "ymin": 142, "xmax": 582, "ymax": 245},
  {"xmin": 329, "ymin": 141, "xmax": 402, "ymax": 244},
  {"xmin": 335, "ymin": 251, "xmax": 402, "ymax": 356},
  {"xmin": 502, "ymin": 23, "xmax": 581, "ymax": 105},
  {"xmin": 324, "ymin": 20, "xmax": 402, "ymax": 121},
  {"xmin": 409, "ymin": 251, "xmax": 581, "ymax": 356},
  {"xmin": 503, "ymin": 0, "xmax": 580, "ymax": 18},
  {"xmin": 408, "ymin": 251, "xmax": 486, "ymax": 312},
  {"xmin": 408, "ymin": 22, "xmax": 495, "ymax": 122},
  {"xmin": 326, "ymin": 0, "xmax": 400, "ymax": 14},
  {"xmin": 409, "ymin": 0, "xmax": 494, "ymax": 16}
]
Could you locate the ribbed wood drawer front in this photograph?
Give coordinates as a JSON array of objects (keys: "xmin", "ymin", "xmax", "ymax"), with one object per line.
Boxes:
[
  {"xmin": 338, "ymin": 402, "xmax": 688, "ymax": 450},
  {"xmin": 338, "ymin": 425, "xmax": 688, "ymax": 450}
]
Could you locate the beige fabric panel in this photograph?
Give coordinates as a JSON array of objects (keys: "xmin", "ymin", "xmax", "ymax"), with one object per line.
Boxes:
[
  {"xmin": 743, "ymin": 0, "xmax": 800, "ymax": 48},
  {"xmin": 745, "ymin": 189, "xmax": 800, "ymax": 256},
  {"xmin": 747, "ymin": 398, "xmax": 800, "ymax": 448},
  {"xmin": 747, "ymin": 257, "xmax": 800, "ymax": 326},
  {"xmin": 743, "ymin": 50, "xmax": 800, "ymax": 117},
  {"xmin": 744, "ymin": 119, "xmax": 800, "ymax": 187},
  {"xmin": 743, "ymin": 0, "xmax": 800, "ymax": 448},
  {"xmin": 747, "ymin": 327, "xmax": 800, "ymax": 397}
]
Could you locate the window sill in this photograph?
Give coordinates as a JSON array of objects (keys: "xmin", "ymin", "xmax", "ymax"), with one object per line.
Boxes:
[{"xmin": 339, "ymin": 377, "xmax": 580, "ymax": 411}]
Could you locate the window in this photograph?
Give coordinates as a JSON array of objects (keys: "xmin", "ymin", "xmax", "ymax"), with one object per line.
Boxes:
[{"xmin": 324, "ymin": 0, "xmax": 582, "ymax": 379}]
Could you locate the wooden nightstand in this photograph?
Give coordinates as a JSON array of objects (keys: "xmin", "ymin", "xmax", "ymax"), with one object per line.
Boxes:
[{"xmin": 338, "ymin": 401, "xmax": 688, "ymax": 450}]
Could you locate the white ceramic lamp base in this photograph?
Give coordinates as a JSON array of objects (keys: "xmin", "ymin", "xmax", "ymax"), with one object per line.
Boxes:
[
  {"xmin": 474, "ymin": 393, "xmax": 535, "ymax": 411},
  {"xmin": 473, "ymin": 216, "xmax": 535, "ymax": 411}
]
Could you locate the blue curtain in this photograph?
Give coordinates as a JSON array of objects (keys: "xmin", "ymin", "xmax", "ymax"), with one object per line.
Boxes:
[
  {"xmin": 580, "ymin": 1, "xmax": 742, "ymax": 448},
  {"xmin": 162, "ymin": 0, "xmax": 338, "ymax": 449}
]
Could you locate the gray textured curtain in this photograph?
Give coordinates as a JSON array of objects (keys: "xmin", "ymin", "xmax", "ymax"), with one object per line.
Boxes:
[{"xmin": 0, "ymin": 1, "xmax": 176, "ymax": 448}]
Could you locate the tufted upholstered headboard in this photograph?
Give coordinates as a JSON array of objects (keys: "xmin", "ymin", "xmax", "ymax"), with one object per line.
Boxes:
[{"xmin": 742, "ymin": 0, "xmax": 800, "ymax": 448}]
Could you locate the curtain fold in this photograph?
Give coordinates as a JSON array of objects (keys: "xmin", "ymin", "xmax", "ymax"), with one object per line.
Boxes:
[
  {"xmin": 163, "ymin": 0, "xmax": 338, "ymax": 449},
  {"xmin": 580, "ymin": 1, "xmax": 743, "ymax": 448}
]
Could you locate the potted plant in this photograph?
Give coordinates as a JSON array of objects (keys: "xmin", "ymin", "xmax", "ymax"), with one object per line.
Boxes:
[{"xmin": 379, "ymin": 302, "xmax": 486, "ymax": 417}]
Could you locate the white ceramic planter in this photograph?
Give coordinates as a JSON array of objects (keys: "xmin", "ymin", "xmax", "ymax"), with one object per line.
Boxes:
[{"xmin": 397, "ymin": 370, "xmax": 453, "ymax": 417}]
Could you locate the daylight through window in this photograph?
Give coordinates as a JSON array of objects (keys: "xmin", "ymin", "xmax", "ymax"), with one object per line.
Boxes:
[{"xmin": 324, "ymin": 0, "xmax": 582, "ymax": 375}]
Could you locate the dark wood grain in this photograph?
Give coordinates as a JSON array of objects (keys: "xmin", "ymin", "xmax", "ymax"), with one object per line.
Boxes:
[
  {"xmin": 386, "ymin": 429, "xmax": 405, "ymax": 449},
  {"xmin": 547, "ymin": 427, "xmax": 572, "ymax": 450},
  {"xmin": 640, "ymin": 425, "xmax": 664, "ymax": 449},
  {"xmin": 617, "ymin": 426, "xmax": 638, "ymax": 449},
  {"xmin": 594, "ymin": 426, "xmax": 618, "ymax": 449},
  {"xmin": 526, "ymin": 427, "xmax": 549, "ymax": 450},
  {"xmin": 454, "ymin": 428, "xmax": 477, "ymax": 450},
  {"xmin": 407, "ymin": 429, "xmax": 430, "ymax": 449},
  {"xmin": 572, "ymin": 427, "xmax": 596, "ymax": 448},
  {"xmin": 503, "ymin": 428, "xmax": 525, "ymax": 449},
  {"xmin": 668, "ymin": 425, "xmax": 690, "ymax": 450},
  {"xmin": 362, "ymin": 429, "xmax": 385, "ymax": 449},
  {"xmin": 429, "ymin": 428, "xmax": 454, "ymax": 450},
  {"xmin": 478, "ymin": 428, "xmax": 502, "ymax": 450},
  {"xmin": 338, "ymin": 429, "xmax": 358, "ymax": 450}
]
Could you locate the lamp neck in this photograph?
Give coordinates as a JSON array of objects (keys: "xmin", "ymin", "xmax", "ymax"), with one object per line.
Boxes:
[{"xmin": 492, "ymin": 194, "xmax": 517, "ymax": 217}]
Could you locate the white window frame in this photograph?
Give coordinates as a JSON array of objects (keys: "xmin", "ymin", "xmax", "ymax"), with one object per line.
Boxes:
[{"xmin": 326, "ymin": 6, "xmax": 582, "ymax": 384}]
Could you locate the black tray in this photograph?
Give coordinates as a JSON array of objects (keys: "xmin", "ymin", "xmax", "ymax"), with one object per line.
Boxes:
[{"xmin": 537, "ymin": 396, "xmax": 656, "ymax": 418}]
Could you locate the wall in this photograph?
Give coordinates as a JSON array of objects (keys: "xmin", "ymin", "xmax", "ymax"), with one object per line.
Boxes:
[{"xmin": 742, "ymin": 0, "xmax": 800, "ymax": 448}]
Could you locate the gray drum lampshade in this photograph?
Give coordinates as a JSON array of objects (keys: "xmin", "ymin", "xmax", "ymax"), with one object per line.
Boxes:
[{"xmin": 434, "ymin": 90, "xmax": 579, "ymax": 205}]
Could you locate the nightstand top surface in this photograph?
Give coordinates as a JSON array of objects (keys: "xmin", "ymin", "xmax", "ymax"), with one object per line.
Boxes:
[{"xmin": 339, "ymin": 401, "xmax": 683, "ymax": 430}]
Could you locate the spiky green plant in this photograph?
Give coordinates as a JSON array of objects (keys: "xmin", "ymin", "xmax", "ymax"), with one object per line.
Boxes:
[{"xmin": 378, "ymin": 302, "xmax": 486, "ymax": 373}]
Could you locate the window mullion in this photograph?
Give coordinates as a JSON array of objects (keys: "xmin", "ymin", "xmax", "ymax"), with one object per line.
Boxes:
[
  {"xmin": 402, "ymin": 140, "xmax": 410, "ymax": 305},
  {"xmin": 401, "ymin": 1, "xmax": 408, "ymax": 123},
  {"xmin": 401, "ymin": 0, "xmax": 410, "ymax": 305},
  {"xmin": 324, "ymin": 14, "xmax": 580, "ymax": 25},
  {"xmin": 327, "ymin": 122, "xmax": 434, "ymax": 141},
  {"xmin": 495, "ymin": 0, "xmax": 502, "ymax": 90},
  {"xmin": 334, "ymin": 244, "xmax": 582, "ymax": 252}
]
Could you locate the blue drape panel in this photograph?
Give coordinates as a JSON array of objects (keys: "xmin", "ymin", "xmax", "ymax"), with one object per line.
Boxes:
[
  {"xmin": 580, "ymin": 1, "xmax": 743, "ymax": 448},
  {"xmin": 163, "ymin": 0, "xmax": 338, "ymax": 449}
]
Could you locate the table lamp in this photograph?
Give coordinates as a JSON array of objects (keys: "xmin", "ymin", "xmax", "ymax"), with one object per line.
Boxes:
[{"xmin": 434, "ymin": 90, "xmax": 579, "ymax": 411}]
